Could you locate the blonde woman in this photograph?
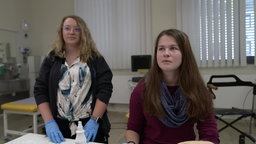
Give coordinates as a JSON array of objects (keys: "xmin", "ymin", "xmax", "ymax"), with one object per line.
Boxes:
[{"xmin": 34, "ymin": 15, "xmax": 112, "ymax": 143}]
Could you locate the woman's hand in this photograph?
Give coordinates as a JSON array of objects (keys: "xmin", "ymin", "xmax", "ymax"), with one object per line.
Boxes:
[
  {"xmin": 45, "ymin": 119, "xmax": 65, "ymax": 143},
  {"xmin": 84, "ymin": 118, "xmax": 99, "ymax": 142}
]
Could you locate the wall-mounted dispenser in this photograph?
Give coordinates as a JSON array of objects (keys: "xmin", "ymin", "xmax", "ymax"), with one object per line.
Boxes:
[{"xmin": 21, "ymin": 20, "xmax": 29, "ymax": 38}]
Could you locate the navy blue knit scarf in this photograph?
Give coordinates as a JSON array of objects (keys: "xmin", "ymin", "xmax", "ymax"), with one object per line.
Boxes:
[{"xmin": 159, "ymin": 82, "xmax": 189, "ymax": 127}]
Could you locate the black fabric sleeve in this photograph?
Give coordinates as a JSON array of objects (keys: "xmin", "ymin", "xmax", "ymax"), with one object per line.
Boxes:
[
  {"xmin": 34, "ymin": 56, "xmax": 52, "ymax": 105},
  {"xmin": 91, "ymin": 56, "xmax": 113, "ymax": 104}
]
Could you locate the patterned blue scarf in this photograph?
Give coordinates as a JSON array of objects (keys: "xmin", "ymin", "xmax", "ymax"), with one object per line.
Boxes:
[{"xmin": 159, "ymin": 82, "xmax": 189, "ymax": 127}]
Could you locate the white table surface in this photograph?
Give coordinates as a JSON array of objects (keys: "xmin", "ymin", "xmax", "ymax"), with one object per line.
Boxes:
[{"xmin": 5, "ymin": 133, "xmax": 102, "ymax": 144}]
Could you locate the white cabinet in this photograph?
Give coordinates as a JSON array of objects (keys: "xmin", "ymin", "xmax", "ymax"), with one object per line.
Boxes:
[
  {"xmin": 109, "ymin": 70, "xmax": 142, "ymax": 104},
  {"xmin": 110, "ymin": 75, "xmax": 133, "ymax": 104}
]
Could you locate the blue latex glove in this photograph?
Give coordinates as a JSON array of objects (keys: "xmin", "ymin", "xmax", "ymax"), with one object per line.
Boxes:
[
  {"xmin": 45, "ymin": 119, "xmax": 65, "ymax": 143},
  {"xmin": 84, "ymin": 119, "xmax": 99, "ymax": 142}
]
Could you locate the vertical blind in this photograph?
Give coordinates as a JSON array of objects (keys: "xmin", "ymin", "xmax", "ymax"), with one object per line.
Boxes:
[
  {"xmin": 74, "ymin": 0, "xmax": 152, "ymax": 69},
  {"xmin": 177, "ymin": 0, "xmax": 256, "ymax": 67},
  {"xmin": 246, "ymin": 0, "xmax": 255, "ymax": 57}
]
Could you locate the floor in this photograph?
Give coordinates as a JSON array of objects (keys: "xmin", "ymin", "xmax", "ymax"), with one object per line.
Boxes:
[{"xmin": 0, "ymin": 111, "xmax": 255, "ymax": 144}]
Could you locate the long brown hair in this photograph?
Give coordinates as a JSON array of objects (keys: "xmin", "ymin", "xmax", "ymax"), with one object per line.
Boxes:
[
  {"xmin": 52, "ymin": 15, "xmax": 101, "ymax": 62},
  {"xmin": 143, "ymin": 29, "xmax": 213, "ymax": 121}
]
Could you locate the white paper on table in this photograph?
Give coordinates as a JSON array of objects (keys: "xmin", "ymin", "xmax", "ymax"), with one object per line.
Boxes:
[{"xmin": 5, "ymin": 133, "xmax": 103, "ymax": 144}]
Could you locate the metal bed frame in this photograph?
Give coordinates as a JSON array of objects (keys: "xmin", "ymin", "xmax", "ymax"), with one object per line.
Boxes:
[{"xmin": 207, "ymin": 74, "xmax": 256, "ymax": 144}]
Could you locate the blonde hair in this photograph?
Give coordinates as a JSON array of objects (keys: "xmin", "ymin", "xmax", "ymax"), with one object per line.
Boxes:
[{"xmin": 52, "ymin": 15, "xmax": 101, "ymax": 62}]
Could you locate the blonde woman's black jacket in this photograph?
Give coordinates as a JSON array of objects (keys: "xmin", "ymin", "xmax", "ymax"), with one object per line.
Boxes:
[{"xmin": 34, "ymin": 50, "xmax": 113, "ymax": 136}]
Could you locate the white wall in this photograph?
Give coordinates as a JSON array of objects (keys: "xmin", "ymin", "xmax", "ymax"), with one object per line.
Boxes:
[
  {"xmin": 1, "ymin": 0, "xmax": 177, "ymax": 60},
  {"xmin": 111, "ymin": 70, "xmax": 256, "ymax": 110},
  {"xmin": 1, "ymin": 0, "xmax": 256, "ymax": 110},
  {"xmin": 151, "ymin": 0, "xmax": 177, "ymax": 40},
  {"xmin": 0, "ymin": 0, "xmax": 74, "ymax": 60},
  {"xmin": 0, "ymin": 0, "xmax": 31, "ymax": 60},
  {"xmin": 28, "ymin": 0, "xmax": 74, "ymax": 56}
]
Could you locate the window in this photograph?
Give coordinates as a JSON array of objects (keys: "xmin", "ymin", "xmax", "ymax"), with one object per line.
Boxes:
[
  {"xmin": 246, "ymin": 0, "xmax": 255, "ymax": 57},
  {"xmin": 177, "ymin": 0, "xmax": 255, "ymax": 67},
  {"xmin": 245, "ymin": 0, "xmax": 255, "ymax": 64}
]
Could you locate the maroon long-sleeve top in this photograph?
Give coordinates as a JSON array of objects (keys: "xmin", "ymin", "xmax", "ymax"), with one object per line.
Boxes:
[{"xmin": 127, "ymin": 81, "xmax": 220, "ymax": 144}]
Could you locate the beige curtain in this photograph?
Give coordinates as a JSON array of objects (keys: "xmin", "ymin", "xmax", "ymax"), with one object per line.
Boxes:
[{"xmin": 74, "ymin": 0, "xmax": 152, "ymax": 69}]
